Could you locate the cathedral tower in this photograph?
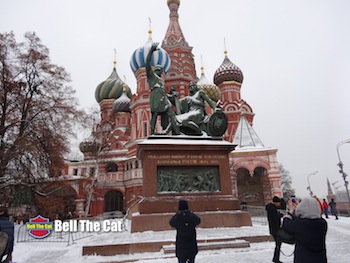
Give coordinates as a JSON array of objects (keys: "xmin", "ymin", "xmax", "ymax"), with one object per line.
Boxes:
[{"xmin": 162, "ymin": 0, "xmax": 197, "ymax": 97}]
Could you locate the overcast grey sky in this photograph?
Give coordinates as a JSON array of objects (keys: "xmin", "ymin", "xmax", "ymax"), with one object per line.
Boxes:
[{"xmin": 1, "ymin": 0, "xmax": 350, "ymax": 198}]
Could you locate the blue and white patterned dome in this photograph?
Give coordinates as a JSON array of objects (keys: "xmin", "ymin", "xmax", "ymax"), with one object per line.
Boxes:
[{"xmin": 130, "ymin": 38, "xmax": 171, "ymax": 74}]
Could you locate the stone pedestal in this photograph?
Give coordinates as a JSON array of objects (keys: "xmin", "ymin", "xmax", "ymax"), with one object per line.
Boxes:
[{"xmin": 132, "ymin": 137, "xmax": 252, "ymax": 232}]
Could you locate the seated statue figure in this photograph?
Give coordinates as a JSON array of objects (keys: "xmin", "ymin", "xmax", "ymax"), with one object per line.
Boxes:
[{"xmin": 162, "ymin": 81, "xmax": 228, "ymax": 136}]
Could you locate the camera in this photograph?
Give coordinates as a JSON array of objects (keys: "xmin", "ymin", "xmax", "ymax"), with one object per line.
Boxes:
[{"xmin": 291, "ymin": 195, "xmax": 296, "ymax": 203}]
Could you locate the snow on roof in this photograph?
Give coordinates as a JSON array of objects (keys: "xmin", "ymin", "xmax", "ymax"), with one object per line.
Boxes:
[{"xmin": 232, "ymin": 113, "xmax": 270, "ymax": 151}]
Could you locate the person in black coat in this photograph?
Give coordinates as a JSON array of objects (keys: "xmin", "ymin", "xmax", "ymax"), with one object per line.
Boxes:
[
  {"xmin": 169, "ymin": 200, "xmax": 201, "ymax": 263},
  {"xmin": 282, "ymin": 197, "xmax": 327, "ymax": 263},
  {"xmin": 266, "ymin": 196, "xmax": 283, "ymax": 263},
  {"xmin": 0, "ymin": 207, "xmax": 14, "ymax": 263}
]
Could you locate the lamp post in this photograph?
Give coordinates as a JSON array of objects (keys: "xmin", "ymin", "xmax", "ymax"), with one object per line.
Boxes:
[
  {"xmin": 336, "ymin": 139, "xmax": 350, "ymax": 202},
  {"xmin": 307, "ymin": 171, "xmax": 318, "ymax": 196}
]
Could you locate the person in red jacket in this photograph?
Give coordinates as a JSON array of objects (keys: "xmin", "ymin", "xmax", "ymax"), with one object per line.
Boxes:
[{"xmin": 322, "ymin": 199, "xmax": 329, "ymax": 218}]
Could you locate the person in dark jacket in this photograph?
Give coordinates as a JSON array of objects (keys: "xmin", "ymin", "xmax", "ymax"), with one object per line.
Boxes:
[
  {"xmin": 328, "ymin": 199, "xmax": 338, "ymax": 220},
  {"xmin": 282, "ymin": 197, "xmax": 327, "ymax": 263},
  {"xmin": 266, "ymin": 196, "xmax": 283, "ymax": 263},
  {"xmin": 280, "ymin": 198, "xmax": 287, "ymax": 211},
  {"xmin": 0, "ymin": 207, "xmax": 14, "ymax": 263},
  {"xmin": 169, "ymin": 200, "xmax": 201, "ymax": 263}
]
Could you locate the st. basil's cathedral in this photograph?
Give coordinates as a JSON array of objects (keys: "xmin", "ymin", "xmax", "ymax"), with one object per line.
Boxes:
[{"xmin": 59, "ymin": 0, "xmax": 282, "ymax": 219}]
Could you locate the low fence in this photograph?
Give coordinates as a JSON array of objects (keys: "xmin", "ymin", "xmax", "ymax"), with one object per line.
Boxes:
[
  {"xmin": 17, "ymin": 223, "xmax": 92, "ymax": 246},
  {"xmin": 243, "ymin": 204, "xmax": 349, "ymax": 226},
  {"xmin": 242, "ymin": 205, "xmax": 268, "ymax": 225}
]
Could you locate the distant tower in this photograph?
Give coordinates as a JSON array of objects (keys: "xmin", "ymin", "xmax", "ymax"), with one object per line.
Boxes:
[
  {"xmin": 327, "ymin": 178, "xmax": 336, "ymax": 201},
  {"xmin": 162, "ymin": 0, "xmax": 197, "ymax": 97}
]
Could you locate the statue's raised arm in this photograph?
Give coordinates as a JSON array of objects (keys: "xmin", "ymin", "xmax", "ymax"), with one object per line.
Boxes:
[{"xmin": 146, "ymin": 42, "xmax": 159, "ymax": 83}]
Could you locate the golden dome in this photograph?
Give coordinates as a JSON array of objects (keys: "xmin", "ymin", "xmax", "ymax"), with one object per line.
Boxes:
[{"xmin": 167, "ymin": 0, "xmax": 180, "ymax": 6}]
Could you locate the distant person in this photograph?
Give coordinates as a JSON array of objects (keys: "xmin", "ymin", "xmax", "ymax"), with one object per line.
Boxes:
[
  {"xmin": 282, "ymin": 197, "xmax": 328, "ymax": 263},
  {"xmin": 328, "ymin": 199, "xmax": 338, "ymax": 220},
  {"xmin": 322, "ymin": 199, "xmax": 329, "ymax": 219},
  {"xmin": 169, "ymin": 200, "xmax": 201, "ymax": 263},
  {"xmin": 266, "ymin": 196, "xmax": 283, "ymax": 263},
  {"xmin": 240, "ymin": 201, "xmax": 248, "ymax": 211},
  {"xmin": 0, "ymin": 207, "xmax": 14, "ymax": 263}
]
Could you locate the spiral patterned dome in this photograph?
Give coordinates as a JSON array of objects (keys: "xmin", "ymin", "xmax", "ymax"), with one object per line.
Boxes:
[
  {"xmin": 130, "ymin": 38, "xmax": 171, "ymax": 74},
  {"xmin": 213, "ymin": 55, "xmax": 244, "ymax": 86},
  {"xmin": 95, "ymin": 67, "xmax": 132, "ymax": 103},
  {"xmin": 167, "ymin": 0, "xmax": 180, "ymax": 5},
  {"xmin": 79, "ymin": 134, "xmax": 100, "ymax": 154},
  {"xmin": 197, "ymin": 68, "xmax": 220, "ymax": 102},
  {"xmin": 112, "ymin": 88, "xmax": 131, "ymax": 113}
]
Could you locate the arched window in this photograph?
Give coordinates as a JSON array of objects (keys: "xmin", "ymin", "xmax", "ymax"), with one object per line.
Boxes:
[
  {"xmin": 104, "ymin": 190, "xmax": 123, "ymax": 212},
  {"xmin": 105, "ymin": 162, "xmax": 118, "ymax": 173}
]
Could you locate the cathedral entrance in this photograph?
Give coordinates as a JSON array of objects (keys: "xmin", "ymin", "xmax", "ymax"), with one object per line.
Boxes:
[
  {"xmin": 104, "ymin": 190, "xmax": 124, "ymax": 212},
  {"xmin": 237, "ymin": 167, "xmax": 267, "ymax": 206}
]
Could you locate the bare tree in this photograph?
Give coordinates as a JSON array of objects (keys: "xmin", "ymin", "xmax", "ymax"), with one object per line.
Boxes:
[
  {"xmin": 279, "ymin": 163, "xmax": 295, "ymax": 198},
  {"xmin": 0, "ymin": 32, "xmax": 86, "ymax": 204}
]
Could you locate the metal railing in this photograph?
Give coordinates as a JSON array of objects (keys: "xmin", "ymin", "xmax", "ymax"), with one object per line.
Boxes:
[
  {"xmin": 16, "ymin": 221, "xmax": 94, "ymax": 246},
  {"xmin": 241, "ymin": 205, "xmax": 268, "ymax": 225}
]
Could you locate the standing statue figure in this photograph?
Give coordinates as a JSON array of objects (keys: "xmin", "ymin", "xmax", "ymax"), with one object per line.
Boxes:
[{"xmin": 146, "ymin": 42, "xmax": 180, "ymax": 135}]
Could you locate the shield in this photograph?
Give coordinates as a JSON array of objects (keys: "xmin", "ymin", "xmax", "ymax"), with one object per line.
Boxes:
[
  {"xmin": 207, "ymin": 110, "xmax": 228, "ymax": 137},
  {"xmin": 28, "ymin": 215, "xmax": 51, "ymax": 239}
]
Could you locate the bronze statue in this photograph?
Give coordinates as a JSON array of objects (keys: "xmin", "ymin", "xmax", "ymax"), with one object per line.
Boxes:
[
  {"xmin": 161, "ymin": 81, "xmax": 228, "ymax": 136},
  {"xmin": 146, "ymin": 42, "xmax": 227, "ymax": 137},
  {"xmin": 146, "ymin": 42, "xmax": 180, "ymax": 135}
]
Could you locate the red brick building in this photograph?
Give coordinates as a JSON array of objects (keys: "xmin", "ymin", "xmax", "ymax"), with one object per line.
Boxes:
[{"xmin": 61, "ymin": 0, "xmax": 282, "ymax": 218}]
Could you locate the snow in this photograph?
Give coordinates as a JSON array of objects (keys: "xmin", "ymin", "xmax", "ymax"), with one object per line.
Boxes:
[{"xmin": 12, "ymin": 216, "xmax": 350, "ymax": 263}]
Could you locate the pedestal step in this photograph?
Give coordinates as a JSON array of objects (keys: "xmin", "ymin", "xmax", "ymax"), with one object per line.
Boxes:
[{"xmin": 163, "ymin": 239, "xmax": 250, "ymax": 254}]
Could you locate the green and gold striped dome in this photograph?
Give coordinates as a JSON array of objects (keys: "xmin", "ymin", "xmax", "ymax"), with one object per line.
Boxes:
[
  {"xmin": 95, "ymin": 67, "xmax": 132, "ymax": 103},
  {"xmin": 197, "ymin": 67, "xmax": 220, "ymax": 102}
]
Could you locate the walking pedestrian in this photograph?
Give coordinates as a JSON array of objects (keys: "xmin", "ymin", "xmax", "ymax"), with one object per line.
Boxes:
[
  {"xmin": 169, "ymin": 200, "xmax": 201, "ymax": 263},
  {"xmin": 328, "ymin": 199, "xmax": 338, "ymax": 220},
  {"xmin": 322, "ymin": 199, "xmax": 329, "ymax": 218},
  {"xmin": 266, "ymin": 196, "xmax": 283, "ymax": 263}
]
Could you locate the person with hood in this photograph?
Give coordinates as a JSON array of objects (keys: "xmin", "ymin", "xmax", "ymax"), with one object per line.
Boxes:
[
  {"xmin": 169, "ymin": 200, "xmax": 201, "ymax": 263},
  {"xmin": 266, "ymin": 196, "xmax": 283, "ymax": 263},
  {"xmin": 0, "ymin": 207, "xmax": 14, "ymax": 263},
  {"xmin": 282, "ymin": 197, "xmax": 328, "ymax": 263}
]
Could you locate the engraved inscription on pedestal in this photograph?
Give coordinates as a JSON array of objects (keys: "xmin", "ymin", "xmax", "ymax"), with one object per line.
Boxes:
[{"xmin": 157, "ymin": 166, "xmax": 220, "ymax": 193}]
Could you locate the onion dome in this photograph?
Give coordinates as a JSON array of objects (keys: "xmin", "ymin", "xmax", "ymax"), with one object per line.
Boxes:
[
  {"xmin": 167, "ymin": 0, "xmax": 180, "ymax": 5},
  {"xmin": 130, "ymin": 36, "xmax": 171, "ymax": 74},
  {"xmin": 213, "ymin": 50, "xmax": 244, "ymax": 86},
  {"xmin": 79, "ymin": 133, "xmax": 100, "ymax": 154},
  {"xmin": 197, "ymin": 66, "xmax": 220, "ymax": 102},
  {"xmin": 95, "ymin": 55, "xmax": 132, "ymax": 103},
  {"xmin": 112, "ymin": 86, "xmax": 131, "ymax": 113}
]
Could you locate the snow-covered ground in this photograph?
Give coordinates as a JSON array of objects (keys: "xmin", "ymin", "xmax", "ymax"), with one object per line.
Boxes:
[{"xmin": 12, "ymin": 215, "xmax": 350, "ymax": 263}]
